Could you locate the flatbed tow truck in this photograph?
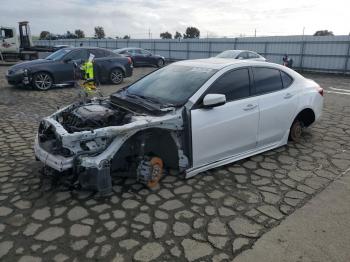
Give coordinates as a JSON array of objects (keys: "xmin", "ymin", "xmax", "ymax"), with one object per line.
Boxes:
[{"xmin": 0, "ymin": 21, "xmax": 53, "ymax": 65}]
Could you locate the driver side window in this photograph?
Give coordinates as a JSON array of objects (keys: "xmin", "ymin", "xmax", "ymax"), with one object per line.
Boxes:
[
  {"xmin": 206, "ymin": 68, "xmax": 251, "ymax": 102},
  {"xmin": 237, "ymin": 52, "xmax": 248, "ymax": 59},
  {"xmin": 65, "ymin": 50, "xmax": 88, "ymax": 61}
]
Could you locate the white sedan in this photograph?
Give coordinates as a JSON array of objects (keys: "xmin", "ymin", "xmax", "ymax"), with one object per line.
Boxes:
[
  {"xmin": 216, "ymin": 50, "xmax": 266, "ymax": 61},
  {"xmin": 34, "ymin": 58, "xmax": 323, "ymax": 195}
]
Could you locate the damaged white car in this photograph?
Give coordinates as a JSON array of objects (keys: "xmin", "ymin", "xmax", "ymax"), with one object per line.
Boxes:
[{"xmin": 34, "ymin": 58, "xmax": 323, "ymax": 196}]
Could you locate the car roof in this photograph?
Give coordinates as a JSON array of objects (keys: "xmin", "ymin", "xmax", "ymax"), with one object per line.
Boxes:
[
  {"xmin": 174, "ymin": 58, "xmax": 251, "ymax": 69},
  {"xmin": 175, "ymin": 58, "xmax": 285, "ymax": 70}
]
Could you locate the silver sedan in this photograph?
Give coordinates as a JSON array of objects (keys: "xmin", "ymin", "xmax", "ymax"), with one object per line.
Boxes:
[{"xmin": 216, "ymin": 50, "xmax": 266, "ymax": 61}]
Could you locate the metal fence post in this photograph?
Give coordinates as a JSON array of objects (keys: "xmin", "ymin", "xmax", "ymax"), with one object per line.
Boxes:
[
  {"xmin": 299, "ymin": 40, "xmax": 306, "ymax": 71},
  {"xmin": 264, "ymin": 41, "xmax": 268, "ymax": 57},
  {"xmin": 344, "ymin": 39, "xmax": 350, "ymax": 74},
  {"xmin": 153, "ymin": 40, "xmax": 156, "ymax": 54},
  {"xmin": 168, "ymin": 41, "xmax": 171, "ymax": 60},
  {"xmin": 116, "ymin": 39, "xmax": 118, "ymax": 49},
  {"xmin": 186, "ymin": 41, "xmax": 190, "ymax": 59},
  {"xmin": 208, "ymin": 41, "xmax": 212, "ymax": 58},
  {"xmin": 234, "ymin": 38, "xmax": 237, "ymax": 49}
]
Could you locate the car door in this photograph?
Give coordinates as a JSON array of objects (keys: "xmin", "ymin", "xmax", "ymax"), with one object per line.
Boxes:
[
  {"xmin": 56, "ymin": 49, "xmax": 89, "ymax": 83},
  {"xmin": 139, "ymin": 49, "xmax": 153, "ymax": 65},
  {"xmin": 252, "ymin": 67, "xmax": 298, "ymax": 147},
  {"xmin": 131, "ymin": 49, "xmax": 145, "ymax": 65},
  {"xmin": 191, "ymin": 68, "xmax": 259, "ymax": 168}
]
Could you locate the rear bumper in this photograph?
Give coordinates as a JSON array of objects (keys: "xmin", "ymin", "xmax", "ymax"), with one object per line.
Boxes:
[
  {"xmin": 125, "ymin": 66, "xmax": 133, "ymax": 77},
  {"xmin": 34, "ymin": 136, "xmax": 74, "ymax": 172}
]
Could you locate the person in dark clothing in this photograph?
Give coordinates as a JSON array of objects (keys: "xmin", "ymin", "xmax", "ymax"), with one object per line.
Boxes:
[{"xmin": 283, "ymin": 54, "xmax": 293, "ymax": 68}]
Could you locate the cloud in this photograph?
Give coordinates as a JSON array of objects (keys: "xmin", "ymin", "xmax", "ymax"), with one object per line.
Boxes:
[{"xmin": 1, "ymin": 0, "xmax": 349, "ymax": 38}]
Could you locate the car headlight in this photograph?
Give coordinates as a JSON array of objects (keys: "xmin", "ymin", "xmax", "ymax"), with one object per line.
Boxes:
[{"xmin": 14, "ymin": 68, "xmax": 29, "ymax": 75}]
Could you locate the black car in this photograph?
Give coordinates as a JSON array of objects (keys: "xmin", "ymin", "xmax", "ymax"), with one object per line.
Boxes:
[
  {"xmin": 6, "ymin": 47, "xmax": 133, "ymax": 90},
  {"xmin": 114, "ymin": 48, "xmax": 165, "ymax": 67}
]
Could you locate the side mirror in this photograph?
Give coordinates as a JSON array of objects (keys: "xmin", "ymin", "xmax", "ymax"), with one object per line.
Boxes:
[{"xmin": 202, "ymin": 94, "xmax": 226, "ymax": 108}]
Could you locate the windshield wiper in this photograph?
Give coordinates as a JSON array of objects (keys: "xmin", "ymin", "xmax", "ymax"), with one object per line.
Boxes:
[{"xmin": 126, "ymin": 92, "xmax": 176, "ymax": 108}]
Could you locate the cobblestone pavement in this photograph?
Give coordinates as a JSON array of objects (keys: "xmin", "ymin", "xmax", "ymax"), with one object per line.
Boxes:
[{"xmin": 0, "ymin": 65, "xmax": 349, "ymax": 262}]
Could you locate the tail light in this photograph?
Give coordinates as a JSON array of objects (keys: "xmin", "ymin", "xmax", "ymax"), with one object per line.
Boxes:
[
  {"xmin": 316, "ymin": 86, "xmax": 324, "ymax": 96},
  {"xmin": 127, "ymin": 57, "xmax": 132, "ymax": 64}
]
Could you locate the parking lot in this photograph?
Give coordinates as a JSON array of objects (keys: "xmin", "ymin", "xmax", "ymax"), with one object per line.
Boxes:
[{"xmin": 0, "ymin": 65, "xmax": 349, "ymax": 262}]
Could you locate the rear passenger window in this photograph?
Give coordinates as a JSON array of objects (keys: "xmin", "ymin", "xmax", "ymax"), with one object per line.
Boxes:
[
  {"xmin": 280, "ymin": 71, "xmax": 293, "ymax": 88},
  {"xmin": 207, "ymin": 68, "xmax": 250, "ymax": 102},
  {"xmin": 253, "ymin": 67, "xmax": 283, "ymax": 94}
]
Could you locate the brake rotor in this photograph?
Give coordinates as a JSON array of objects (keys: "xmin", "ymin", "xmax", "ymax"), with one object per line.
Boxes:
[{"xmin": 147, "ymin": 157, "xmax": 163, "ymax": 188}]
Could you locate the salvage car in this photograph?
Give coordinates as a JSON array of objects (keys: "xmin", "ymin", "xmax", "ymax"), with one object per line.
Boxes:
[
  {"xmin": 6, "ymin": 47, "xmax": 133, "ymax": 90},
  {"xmin": 114, "ymin": 47, "xmax": 165, "ymax": 67},
  {"xmin": 216, "ymin": 50, "xmax": 266, "ymax": 61},
  {"xmin": 34, "ymin": 58, "xmax": 323, "ymax": 195}
]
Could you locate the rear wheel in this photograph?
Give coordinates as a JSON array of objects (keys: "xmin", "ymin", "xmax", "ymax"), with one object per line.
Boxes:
[
  {"xmin": 157, "ymin": 59, "xmax": 164, "ymax": 68},
  {"xmin": 289, "ymin": 119, "xmax": 303, "ymax": 142},
  {"xmin": 33, "ymin": 72, "xmax": 53, "ymax": 90},
  {"xmin": 110, "ymin": 68, "xmax": 124, "ymax": 85},
  {"xmin": 137, "ymin": 156, "xmax": 164, "ymax": 189}
]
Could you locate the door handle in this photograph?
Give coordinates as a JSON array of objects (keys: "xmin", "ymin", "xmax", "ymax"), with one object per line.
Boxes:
[
  {"xmin": 243, "ymin": 104, "xmax": 257, "ymax": 111},
  {"xmin": 284, "ymin": 93, "xmax": 294, "ymax": 99}
]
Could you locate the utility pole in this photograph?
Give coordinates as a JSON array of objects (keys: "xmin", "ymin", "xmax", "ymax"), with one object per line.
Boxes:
[
  {"xmin": 148, "ymin": 28, "xmax": 151, "ymax": 39},
  {"xmin": 302, "ymin": 27, "xmax": 305, "ymax": 36},
  {"xmin": 254, "ymin": 29, "xmax": 257, "ymax": 37}
]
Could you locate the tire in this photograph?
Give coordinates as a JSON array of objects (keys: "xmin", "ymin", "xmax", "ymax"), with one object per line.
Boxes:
[
  {"xmin": 137, "ymin": 156, "xmax": 164, "ymax": 189},
  {"xmin": 33, "ymin": 72, "xmax": 53, "ymax": 90},
  {"xmin": 110, "ymin": 68, "xmax": 124, "ymax": 85},
  {"xmin": 156, "ymin": 59, "xmax": 164, "ymax": 68},
  {"xmin": 289, "ymin": 119, "xmax": 303, "ymax": 142}
]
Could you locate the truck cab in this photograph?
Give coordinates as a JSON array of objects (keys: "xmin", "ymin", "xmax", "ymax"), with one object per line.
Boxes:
[{"xmin": 0, "ymin": 26, "xmax": 19, "ymax": 54}]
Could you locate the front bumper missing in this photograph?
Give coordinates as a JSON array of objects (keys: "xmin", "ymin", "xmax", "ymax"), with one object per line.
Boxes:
[{"xmin": 34, "ymin": 136, "xmax": 74, "ymax": 172}]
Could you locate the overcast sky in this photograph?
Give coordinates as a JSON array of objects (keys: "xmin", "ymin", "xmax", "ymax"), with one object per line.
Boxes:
[{"xmin": 1, "ymin": 0, "xmax": 349, "ymax": 38}]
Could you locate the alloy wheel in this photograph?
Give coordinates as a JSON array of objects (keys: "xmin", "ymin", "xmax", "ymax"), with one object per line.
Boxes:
[
  {"xmin": 34, "ymin": 73, "xmax": 53, "ymax": 90},
  {"xmin": 110, "ymin": 69, "xmax": 123, "ymax": 84}
]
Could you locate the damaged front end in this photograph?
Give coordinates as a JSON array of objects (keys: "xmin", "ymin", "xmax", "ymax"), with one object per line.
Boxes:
[{"xmin": 34, "ymin": 97, "xmax": 188, "ymax": 196}]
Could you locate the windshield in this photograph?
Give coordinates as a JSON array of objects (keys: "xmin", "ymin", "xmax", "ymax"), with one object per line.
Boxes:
[
  {"xmin": 46, "ymin": 49, "xmax": 72, "ymax": 61},
  {"xmin": 126, "ymin": 64, "xmax": 217, "ymax": 106},
  {"xmin": 216, "ymin": 50, "xmax": 240, "ymax": 58}
]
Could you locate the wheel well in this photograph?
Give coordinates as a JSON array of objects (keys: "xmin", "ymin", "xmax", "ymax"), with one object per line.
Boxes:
[
  {"xmin": 111, "ymin": 128, "xmax": 180, "ymax": 173},
  {"xmin": 294, "ymin": 108, "xmax": 315, "ymax": 127}
]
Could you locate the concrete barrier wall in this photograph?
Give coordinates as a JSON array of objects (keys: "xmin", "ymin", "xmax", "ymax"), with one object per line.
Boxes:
[{"xmin": 35, "ymin": 35, "xmax": 350, "ymax": 74}]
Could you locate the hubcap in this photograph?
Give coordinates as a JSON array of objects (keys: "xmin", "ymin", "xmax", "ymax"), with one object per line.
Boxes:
[
  {"xmin": 35, "ymin": 73, "xmax": 52, "ymax": 90},
  {"xmin": 158, "ymin": 60, "xmax": 164, "ymax": 67},
  {"xmin": 111, "ymin": 71, "xmax": 123, "ymax": 83}
]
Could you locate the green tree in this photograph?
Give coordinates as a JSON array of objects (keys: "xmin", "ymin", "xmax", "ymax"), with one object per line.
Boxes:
[
  {"xmin": 183, "ymin": 27, "xmax": 200, "ymax": 39},
  {"xmin": 94, "ymin": 26, "xmax": 105, "ymax": 39},
  {"xmin": 123, "ymin": 35, "xmax": 130, "ymax": 39},
  {"xmin": 174, "ymin": 31, "xmax": 182, "ymax": 39},
  {"xmin": 39, "ymin": 31, "xmax": 50, "ymax": 40},
  {"xmin": 160, "ymin": 31, "xmax": 172, "ymax": 39},
  {"xmin": 313, "ymin": 30, "xmax": 334, "ymax": 36},
  {"xmin": 75, "ymin": 29, "xmax": 85, "ymax": 38}
]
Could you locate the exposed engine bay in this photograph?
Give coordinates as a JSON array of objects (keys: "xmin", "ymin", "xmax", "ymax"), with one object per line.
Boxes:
[
  {"xmin": 59, "ymin": 103, "xmax": 133, "ymax": 133},
  {"xmin": 34, "ymin": 97, "xmax": 189, "ymax": 196}
]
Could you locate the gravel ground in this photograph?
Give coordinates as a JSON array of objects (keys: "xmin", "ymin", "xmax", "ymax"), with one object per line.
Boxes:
[{"xmin": 0, "ymin": 65, "xmax": 349, "ymax": 262}]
